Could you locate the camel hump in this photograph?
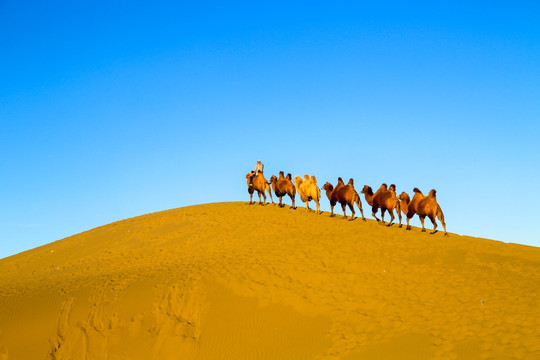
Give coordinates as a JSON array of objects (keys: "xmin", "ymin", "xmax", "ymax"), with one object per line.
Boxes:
[
  {"xmin": 279, "ymin": 171, "xmax": 285, "ymax": 178},
  {"xmin": 338, "ymin": 177, "xmax": 344, "ymax": 184},
  {"xmin": 304, "ymin": 174, "xmax": 309, "ymax": 180},
  {"xmin": 348, "ymin": 178, "xmax": 354, "ymax": 185},
  {"xmin": 380, "ymin": 183, "xmax": 388, "ymax": 190},
  {"xmin": 310, "ymin": 175, "xmax": 317, "ymax": 184},
  {"xmin": 413, "ymin": 187, "xmax": 422, "ymax": 193},
  {"xmin": 389, "ymin": 184, "xmax": 396, "ymax": 191},
  {"xmin": 286, "ymin": 173, "xmax": 292, "ymax": 180},
  {"xmin": 429, "ymin": 189, "xmax": 437, "ymax": 197}
]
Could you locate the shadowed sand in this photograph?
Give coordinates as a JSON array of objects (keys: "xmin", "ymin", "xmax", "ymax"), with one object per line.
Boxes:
[{"xmin": 0, "ymin": 202, "xmax": 539, "ymax": 359}]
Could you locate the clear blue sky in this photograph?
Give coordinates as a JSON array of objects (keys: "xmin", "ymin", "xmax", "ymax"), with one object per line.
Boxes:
[{"xmin": 1, "ymin": 1, "xmax": 539, "ymax": 258}]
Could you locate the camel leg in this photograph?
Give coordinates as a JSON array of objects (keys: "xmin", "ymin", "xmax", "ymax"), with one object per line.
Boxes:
[
  {"xmin": 397, "ymin": 203, "xmax": 402, "ymax": 228},
  {"xmin": 266, "ymin": 184, "xmax": 274, "ymax": 204},
  {"xmin": 381, "ymin": 208, "xmax": 386, "ymax": 224},
  {"xmin": 429, "ymin": 215, "xmax": 438, "ymax": 234},
  {"xmin": 420, "ymin": 216, "xmax": 426, "ymax": 232},
  {"xmin": 355, "ymin": 197, "xmax": 366, "ymax": 221},
  {"xmin": 291, "ymin": 194, "xmax": 296, "ymax": 209},
  {"xmin": 305, "ymin": 201, "xmax": 311, "ymax": 212},
  {"xmin": 386, "ymin": 209, "xmax": 395, "ymax": 227},
  {"xmin": 348, "ymin": 203, "xmax": 355, "ymax": 221},
  {"xmin": 315, "ymin": 199, "xmax": 321, "ymax": 214},
  {"xmin": 372, "ymin": 206, "xmax": 381, "ymax": 222},
  {"xmin": 257, "ymin": 192, "xmax": 262, "ymax": 204},
  {"xmin": 330, "ymin": 205, "xmax": 335, "ymax": 217},
  {"xmin": 437, "ymin": 206, "xmax": 448, "ymax": 235},
  {"xmin": 406, "ymin": 216, "xmax": 412, "ymax": 230},
  {"xmin": 341, "ymin": 203, "xmax": 347, "ymax": 219},
  {"xmin": 279, "ymin": 196, "xmax": 283, "ymax": 207},
  {"xmin": 249, "ymin": 193, "xmax": 253, "ymax": 204}
]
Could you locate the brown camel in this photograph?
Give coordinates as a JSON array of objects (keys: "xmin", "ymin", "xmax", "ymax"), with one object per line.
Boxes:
[
  {"xmin": 417, "ymin": 189, "xmax": 447, "ymax": 235},
  {"xmin": 322, "ymin": 177, "xmax": 365, "ymax": 221},
  {"xmin": 400, "ymin": 188, "xmax": 447, "ymax": 235},
  {"xmin": 361, "ymin": 183, "xmax": 401, "ymax": 226},
  {"xmin": 400, "ymin": 188, "xmax": 424, "ymax": 230},
  {"xmin": 388, "ymin": 184, "xmax": 403, "ymax": 227},
  {"xmin": 398, "ymin": 191, "xmax": 412, "ymax": 229},
  {"xmin": 294, "ymin": 174, "xmax": 321, "ymax": 213},
  {"xmin": 245, "ymin": 171, "xmax": 274, "ymax": 205},
  {"xmin": 270, "ymin": 171, "xmax": 296, "ymax": 209}
]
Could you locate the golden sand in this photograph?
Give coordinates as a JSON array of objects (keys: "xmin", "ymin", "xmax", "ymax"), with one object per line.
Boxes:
[{"xmin": 0, "ymin": 202, "xmax": 538, "ymax": 359}]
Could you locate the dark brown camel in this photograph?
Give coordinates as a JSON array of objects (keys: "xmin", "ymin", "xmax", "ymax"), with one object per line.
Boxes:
[
  {"xmin": 245, "ymin": 171, "xmax": 274, "ymax": 205},
  {"xmin": 322, "ymin": 177, "xmax": 365, "ymax": 221},
  {"xmin": 361, "ymin": 183, "xmax": 401, "ymax": 226},
  {"xmin": 270, "ymin": 171, "xmax": 296, "ymax": 209}
]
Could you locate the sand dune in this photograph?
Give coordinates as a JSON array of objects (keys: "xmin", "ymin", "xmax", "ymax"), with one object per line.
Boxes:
[{"xmin": 0, "ymin": 202, "xmax": 539, "ymax": 359}]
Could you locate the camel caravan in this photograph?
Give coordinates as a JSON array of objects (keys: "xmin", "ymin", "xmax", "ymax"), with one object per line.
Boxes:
[{"xmin": 245, "ymin": 162, "xmax": 447, "ymax": 236}]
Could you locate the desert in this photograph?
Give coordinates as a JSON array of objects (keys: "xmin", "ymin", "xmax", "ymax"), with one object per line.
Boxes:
[{"xmin": 0, "ymin": 201, "xmax": 538, "ymax": 359}]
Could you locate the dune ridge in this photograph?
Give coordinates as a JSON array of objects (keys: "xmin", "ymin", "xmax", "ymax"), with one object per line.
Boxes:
[{"xmin": 0, "ymin": 202, "xmax": 539, "ymax": 359}]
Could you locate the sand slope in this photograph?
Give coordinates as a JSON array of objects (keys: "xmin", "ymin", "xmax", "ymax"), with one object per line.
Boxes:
[{"xmin": 0, "ymin": 202, "xmax": 539, "ymax": 359}]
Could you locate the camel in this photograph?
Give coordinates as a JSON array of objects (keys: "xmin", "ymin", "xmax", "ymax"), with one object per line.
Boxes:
[
  {"xmin": 294, "ymin": 174, "xmax": 322, "ymax": 213},
  {"xmin": 399, "ymin": 188, "xmax": 447, "ymax": 235},
  {"xmin": 269, "ymin": 171, "xmax": 296, "ymax": 209},
  {"xmin": 245, "ymin": 171, "xmax": 274, "ymax": 205},
  {"xmin": 388, "ymin": 184, "xmax": 403, "ymax": 227},
  {"xmin": 322, "ymin": 177, "xmax": 365, "ymax": 221},
  {"xmin": 417, "ymin": 189, "xmax": 447, "ymax": 235},
  {"xmin": 397, "ymin": 191, "xmax": 412, "ymax": 229},
  {"xmin": 399, "ymin": 188, "xmax": 424, "ymax": 230},
  {"xmin": 361, "ymin": 183, "xmax": 401, "ymax": 226}
]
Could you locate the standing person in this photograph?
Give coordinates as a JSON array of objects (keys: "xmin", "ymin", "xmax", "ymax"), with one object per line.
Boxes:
[{"xmin": 255, "ymin": 160, "xmax": 264, "ymax": 175}]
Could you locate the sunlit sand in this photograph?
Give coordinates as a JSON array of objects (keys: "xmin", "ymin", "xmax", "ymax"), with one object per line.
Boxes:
[{"xmin": 0, "ymin": 202, "xmax": 538, "ymax": 359}]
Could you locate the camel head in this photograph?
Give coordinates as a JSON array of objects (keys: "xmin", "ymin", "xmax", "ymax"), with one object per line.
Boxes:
[
  {"xmin": 398, "ymin": 192, "xmax": 410, "ymax": 202},
  {"xmin": 294, "ymin": 175, "xmax": 303, "ymax": 186},
  {"xmin": 361, "ymin": 185, "xmax": 372, "ymax": 195},
  {"xmin": 323, "ymin": 182, "xmax": 333, "ymax": 192},
  {"xmin": 270, "ymin": 175, "xmax": 277, "ymax": 183},
  {"xmin": 246, "ymin": 172, "xmax": 256, "ymax": 187}
]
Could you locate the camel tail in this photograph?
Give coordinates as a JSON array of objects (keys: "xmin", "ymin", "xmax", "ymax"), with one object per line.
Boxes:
[
  {"xmin": 265, "ymin": 182, "xmax": 273, "ymax": 199},
  {"xmin": 436, "ymin": 205, "xmax": 446, "ymax": 230},
  {"xmin": 355, "ymin": 192, "xmax": 362, "ymax": 210}
]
